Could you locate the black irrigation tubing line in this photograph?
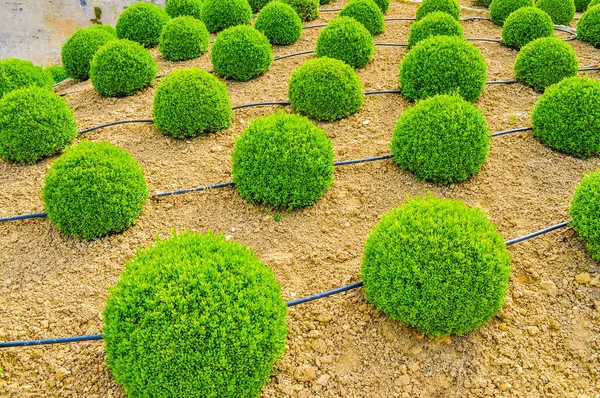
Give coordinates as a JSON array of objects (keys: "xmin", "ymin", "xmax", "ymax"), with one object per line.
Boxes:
[
  {"xmin": 232, "ymin": 101, "xmax": 291, "ymax": 110},
  {"xmin": 78, "ymin": 119, "xmax": 154, "ymax": 135},
  {"xmin": 579, "ymin": 67, "xmax": 600, "ymax": 72},
  {"xmin": 52, "ymin": 78, "xmax": 72, "ymax": 88},
  {"xmin": 491, "ymin": 126, "xmax": 532, "ymax": 137}
]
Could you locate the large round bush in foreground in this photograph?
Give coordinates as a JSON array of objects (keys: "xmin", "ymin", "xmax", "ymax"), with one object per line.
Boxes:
[
  {"xmin": 490, "ymin": 0, "xmax": 534, "ymax": 26},
  {"xmin": 282, "ymin": 0, "xmax": 319, "ymax": 21},
  {"xmin": 202, "ymin": 0, "xmax": 252, "ymax": 32},
  {"xmin": 61, "ymin": 25, "xmax": 117, "ymax": 81},
  {"xmin": 339, "ymin": 0, "xmax": 385, "ymax": 35},
  {"xmin": 104, "ymin": 231, "xmax": 288, "ymax": 398},
  {"xmin": 159, "ymin": 16, "xmax": 209, "ymax": 61},
  {"xmin": 153, "ymin": 68, "xmax": 232, "ymax": 138},
  {"xmin": 575, "ymin": 0, "xmax": 591, "ymax": 11},
  {"xmin": 232, "ymin": 112, "xmax": 334, "ymax": 209},
  {"xmin": 43, "ymin": 141, "xmax": 148, "ymax": 240},
  {"xmin": 0, "ymin": 87, "xmax": 77, "ymax": 164},
  {"xmin": 0, "ymin": 58, "xmax": 53, "ymax": 99},
  {"xmin": 514, "ymin": 37, "xmax": 578, "ymax": 93},
  {"xmin": 288, "ymin": 57, "xmax": 364, "ymax": 121},
  {"xmin": 532, "ymin": 77, "xmax": 600, "ymax": 158},
  {"xmin": 399, "ymin": 36, "xmax": 487, "ymax": 102},
  {"xmin": 316, "ymin": 17, "xmax": 374, "ymax": 68},
  {"xmin": 577, "ymin": 5, "xmax": 600, "ymax": 47},
  {"xmin": 501, "ymin": 7, "xmax": 554, "ymax": 49},
  {"xmin": 391, "ymin": 95, "xmax": 490, "ymax": 184},
  {"xmin": 416, "ymin": 0, "xmax": 460, "ymax": 21},
  {"xmin": 536, "ymin": 0, "xmax": 575, "ymax": 25},
  {"xmin": 570, "ymin": 171, "xmax": 600, "ymax": 260},
  {"xmin": 407, "ymin": 11, "xmax": 464, "ymax": 48},
  {"xmin": 116, "ymin": 2, "xmax": 169, "ymax": 48},
  {"xmin": 211, "ymin": 26, "xmax": 273, "ymax": 81},
  {"xmin": 44, "ymin": 65, "xmax": 69, "ymax": 83},
  {"xmin": 255, "ymin": 2, "xmax": 302, "ymax": 45},
  {"xmin": 361, "ymin": 196, "xmax": 511, "ymax": 336},
  {"xmin": 90, "ymin": 39, "xmax": 157, "ymax": 97},
  {"xmin": 165, "ymin": 0, "xmax": 203, "ymax": 19}
]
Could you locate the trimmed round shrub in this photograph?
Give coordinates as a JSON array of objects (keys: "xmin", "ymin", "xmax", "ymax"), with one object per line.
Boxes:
[
  {"xmin": 532, "ymin": 77, "xmax": 600, "ymax": 158},
  {"xmin": 201, "ymin": 0, "xmax": 252, "ymax": 33},
  {"xmin": 153, "ymin": 68, "xmax": 232, "ymax": 138},
  {"xmin": 248, "ymin": 0, "xmax": 273, "ymax": 12},
  {"xmin": 490, "ymin": 0, "xmax": 534, "ymax": 26},
  {"xmin": 373, "ymin": 0, "xmax": 390, "ymax": 13},
  {"xmin": 391, "ymin": 95, "xmax": 490, "ymax": 184},
  {"xmin": 44, "ymin": 65, "xmax": 69, "ymax": 84},
  {"xmin": 116, "ymin": 2, "xmax": 169, "ymax": 48},
  {"xmin": 288, "ymin": 57, "xmax": 364, "ymax": 121},
  {"xmin": 43, "ymin": 141, "xmax": 148, "ymax": 240},
  {"xmin": 416, "ymin": 0, "xmax": 460, "ymax": 21},
  {"xmin": 255, "ymin": 2, "xmax": 302, "ymax": 45},
  {"xmin": 570, "ymin": 171, "xmax": 600, "ymax": 260},
  {"xmin": 0, "ymin": 58, "xmax": 53, "ymax": 99},
  {"xmin": 159, "ymin": 16, "xmax": 209, "ymax": 61},
  {"xmin": 501, "ymin": 6, "xmax": 554, "ymax": 49},
  {"xmin": 211, "ymin": 25, "xmax": 273, "ymax": 81},
  {"xmin": 165, "ymin": 0, "xmax": 203, "ymax": 19},
  {"xmin": 575, "ymin": 0, "xmax": 592, "ymax": 11},
  {"xmin": 339, "ymin": 0, "xmax": 385, "ymax": 36},
  {"xmin": 91, "ymin": 24, "xmax": 117, "ymax": 36},
  {"xmin": 361, "ymin": 196, "xmax": 511, "ymax": 337},
  {"xmin": 536, "ymin": 0, "xmax": 575, "ymax": 25},
  {"xmin": 61, "ymin": 25, "xmax": 117, "ymax": 81},
  {"xmin": 232, "ymin": 111, "xmax": 334, "ymax": 209},
  {"xmin": 399, "ymin": 36, "xmax": 487, "ymax": 102},
  {"xmin": 316, "ymin": 17, "xmax": 374, "ymax": 69},
  {"xmin": 89, "ymin": 39, "xmax": 157, "ymax": 97},
  {"xmin": 103, "ymin": 230, "xmax": 288, "ymax": 397},
  {"xmin": 0, "ymin": 87, "xmax": 77, "ymax": 164},
  {"xmin": 407, "ymin": 11, "xmax": 464, "ymax": 48},
  {"xmin": 281, "ymin": 0, "xmax": 319, "ymax": 21},
  {"xmin": 589, "ymin": 0, "xmax": 600, "ymax": 9},
  {"xmin": 577, "ymin": 5, "xmax": 600, "ymax": 47},
  {"xmin": 514, "ymin": 37, "xmax": 578, "ymax": 93}
]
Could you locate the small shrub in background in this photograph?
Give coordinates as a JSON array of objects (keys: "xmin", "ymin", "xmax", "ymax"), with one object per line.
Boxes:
[
  {"xmin": 476, "ymin": 0, "xmax": 492, "ymax": 6},
  {"xmin": 255, "ymin": 2, "xmax": 303, "ymax": 45},
  {"xmin": 61, "ymin": 25, "xmax": 116, "ymax": 81},
  {"xmin": 339, "ymin": 0, "xmax": 385, "ymax": 35},
  {"xmin": 575, "ymin": 0, "xmax": 591, "ymax": 11},
  {"xmin": 92, "ymin": 24, "xmax": 117, "ymax": 36},
  {"xmin": 281, "ymin": 0, "xmax": 319, "ymax": 21},
  {"xmin": 0, "ymin": 58, "xmax": 53, "ymax": 99},
  {"xmin": 577, "ymin": 5, "xmax": 600, "ymax": 47},
  {"xmin": 415, "ymin": 0, "xmax": 460, "ymax": 21},
  {"xmin": 489, "ymin": 0, "xmax": 534, "ymax": 26},
  {"xmin": 570, "ymin": 171, "xmax": 600, "ymax": 261},
  {"xmin": 248, "ymin": 0, "xmax": 273, "ymax": 12},
  {"xmin": 373, "ymin": 0, "xmax": 390, "ymax": 13},
  {"xmin": 159, "ymin": 16, "xmax": 209, "ymax": 61},
  {"xmin": 201, "ymin": 0, "xmax": 252, "ymax": 33},
  {"xmin": 316, "ymin": 17, "xmax": 374, "ymax": 69},
  {"xmin": 536, "ymin": 0, "xmax": 575, "ymax": 25},
  {"xmin": 501, "ymin": 6, "xmax": 554, "ymax": 49},
  {"xmin": 44, "ymin": 65, "xmax": 69, "ymax": 84},
  {"xmin": 116, "ymin": 2, "xmax": 169, "ymax": 48},
  {"xmin": 165, "ymin": 0, "xmax": 203, "ymax": 19},
  {"xmin": 407, "ymin": 11, "xmax": 464, "ymax": 48},
  {"xmin": 320, "ymin": 0, "xmax": 332, "ymax": 5}
]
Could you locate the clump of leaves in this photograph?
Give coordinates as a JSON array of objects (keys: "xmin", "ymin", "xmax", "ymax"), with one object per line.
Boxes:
[
  {"xmin": 165, "ymin": 0, "xmax": 203, "ymax": 19},
  {"xmin": 536, "ymin": 0, "xmax": 575, "ymax": 25},
  {"xmin": 339, "ymin": 0, "xmax": 385, "ymax": 35},
  {"xmin": 255, "ymin": 2, "xmax": 303, "ymax": 45},
  {"xmin": 201, "ymin": 0, "xmax": 252, "ymax": 33},
  {"xmin": 159, "ymin": 16, "xmax": 209, "ymax": 61},
  {"xmin": 490, "ymin": 0, "xmax": 534, "ymax": 26},
  {"xmin": 416, "ymin": 0, "xmax": 460, "ymax": 20},
  {"xmin": 316, "ymin": 17, "xmax": 374, "ymax": 68},
  {"xmin": 501, "ymin": 6, "xmax": 554, "ymax": 49},
  {"xmin": 281, "ymin": 0, "xmax": 319, "ymax": 21},
  {"xmin": 116, "ymin": 2, "xmax": 169, "ymax": 48},
  {"xmin": 0, "ymin": 58, "xmax": 53, "ymax": 98}
]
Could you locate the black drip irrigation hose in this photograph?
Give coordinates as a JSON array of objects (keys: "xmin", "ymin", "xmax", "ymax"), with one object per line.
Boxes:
[
  {"xmin": 79, "ymin": 119, "xmax": 154, "ymax": 135},
  {"xmin": 491, "ymin": 127, "xmax": 532, "ymax": 137},
  {"xmin": 579, "ymin": 67, "xmax": 600, "ymax": 72},
  {"xmin": 52, "ymin": 78, "xmax": 72, "ymax": 88}
]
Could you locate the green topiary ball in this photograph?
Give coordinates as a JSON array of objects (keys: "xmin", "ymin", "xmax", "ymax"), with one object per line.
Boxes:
[
  {"xmin": 255, "ymin": 2, "xmax": 302, "ymax": 45},
  {"xmin": 373, "ymin": 0, "xmax": 390, "ymax": 13},
  {"xmin": 536, "ymin": 0, "xmax": 575, "ymax": 25},
  {"xmin": 570, "ymin": 171, "xmax": 600, "ymax": 260},
  {"xmin": 490, "ymin": 0, "xmax": 534, "ymax": 26},
  {"xmin": 153, "ymin": 68, "xmax": 232, "ymax": 138},
  {"xmin": 339, "ymin": 0, "xmax": 385, "ymax": 35},
  {"xmin": 232, "ymin": 111, "xmax": 334, "ymax": 209},
  {"xmin": 61, "ymin": 25, "xmax": 117, "ymax": 81},
  {"xmin": 514, "ymin": 37, "xmax": 578, "ymax": 93},
  {"xmin": 407, "ymin": 11, "xmax": 464, "ymax": 48},
  {"xmin": 201, "ymin": 0, "xmax": 252, "ymax": 33},
  {"xmin": 416, "ymin": 0, "xmax": 460, "ymax": 20},
  {"xmin": 589, "ymin": 0, "xmax": 600, "ymax": 9},
  {"xmin": 89, "ymin": 39, "xmax": 157, "ymax": 97},
  {"xmin": 575, "ymin": 0, "xmax": 591, "ymax": 11},
  {"xmin": 281, "ymin": 0, "xmax": 319, "ymax": 21},
  {"xmin": 211, "ymin": 25, "xmax": 273, "ymax": 81},
  {"xmin": 361, "ymin": 196, "xmax": 511, "ymax": 337},
  {"xmin": 288, "ymin": 57, "xmax": 364, "ymax": 121},
  {"xmin": 399, "ymin": 36, "xmax": 487, "ymax": 102},
  {"xmin": 116, "ymin": 2, "xmax": 169, "ymax": 48},
  {"xmin": 103, "ymin": 230, "xmax": 288, "ymax": 398},
  {"xmin": 532, "ymin": 77, "xmax": 600, "ymax": 158},
  {"xmin": 159, "ymin": 16, "xmax": 209, "ymax": 61},
  {"xmin": 501, "ymin": 6, "xmax": 554, "ymax": 49},
  {"xmin": 43, "ymin": 141, "xmax": 148, "ymax": 240},
  {"xmin": 0, "ymin": 58, "xmax": 53, "ymax": 99},
  {"xmin": 165, "ymin": 0, "xmax": 203, "ymax": 19},
  {"xmin": 391, "ymin": 95, "xmax": 490, "ymax": 184},
  {"xmin": 0, "ymin": 87, "xmax": 77, "ymax": 164},
  {"xmin": 44, "ymin": 65, "xmax": 69, "ymax": 83},
  {"xmin": 577, "ymin": 5, "xmax": 600, "ymax": 47},
  {"xmin": 316, "ymin": 17, "xmax": 374, "ymax": 69},
  {"xmin": 248, "ymin": 0, "xmax": 273, "ymax": 12}
]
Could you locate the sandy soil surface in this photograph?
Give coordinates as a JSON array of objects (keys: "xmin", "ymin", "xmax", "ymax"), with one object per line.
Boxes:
[{"xmin": 1, "ymin": 0, "xmax": 600, "ymax": 397}]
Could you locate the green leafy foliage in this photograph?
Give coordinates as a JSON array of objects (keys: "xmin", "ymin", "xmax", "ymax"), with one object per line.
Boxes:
[
  {"xmin": 577, "ymin": 5, "xmax": 600, "ymax": 47},
  {"xmin": 89, "ymin": 39, "xmax": 157, "ymax": 97},
  {"xmin": 372, "ymin": 0, "xmax": 390, "ymax": 12},
  {"xmin": 44, "ymin": 65, "xmax": 69, "ymax": 83},
  {"xmin": 501, "ymin": 6, "xmax": 554, "ymax": 49},
  {"xmin": 399, "ymin": 36, "xmax": 487, "ymax": 102},
  {"xmin": 339, "ymin": 0, "xmax": 385, "ymax": 35},
  {"xmin": 490, "ymin": 0, "xmax": 534, "ymax": 26},
  {"xmin": 288, "ymin": 57, "xmax": 364, "ymax": 121},
  {"xmin": 589, "ymin": 0, "xmax": 600, "ymax": 8},
  {"xmin": 536, "ymin": 0, "xmax": 575, "ymax": 25},
  {"xmin": 61, "ymin": 25, "xmax": 116, "ymax": 80},
  {"xmin": 116, "ymin": 2, "xmax": 169, "ymax": 48},
  {"xmin": 407, "ymin": 11, "xmax": 464, "ymax": 48},
  {"xmin": 415, "ymin": 0, "xmax": 460, "ymax": 20},
  {"xmin": 570, "ymin": 171, "xmax": 600, "ymax": 260},
  {"xmin": 361, "ymin": 196, "xmax": 511, "ymax": 336},
  {"xmin": 316, "ymin": 17, "xmax": 374, "ymax": 68},
  {"xmin": 92, "ymin": 24, "xmax": 118, "ymax": 36},
  {"xmin": 201, "ymin": 0, "xmax": 252, "ymax": 33},
  {"xmin": 43, "ymin": 141, "xmax": 148, "ymax": 240},
  {"xmin": 281, "ymin": 0, "xmax": 319, "ymax": 21},
  {"xmin": 153, "ymin": 68, "xmax": 232, "ymax": 138},
  {"xmin": 532, "ymin": 77, "xmax": 600, "ymax": 158},
  {"xmin": 514, "ymin": 37, "xmax": 578, "ymax": 93},
  {"xmin": 103, "ymin": 230, "xmax": 288, "ymax": 398},
  {"xmin": 165, "ymin": 0, "xmax": 203, "ymax": 19},
  {"xmin": 0, "ymin": 58, "xmax": 53, "ymax": 99},
  {"xmin": 248, "ymin": 0, "xmax": 273, "ymax": 12},
  {"xmin": 255, "ymin": 2, "xmax": 302, "ymax": 45},
  {"xmin": 391, "ymin": 95, "xmax": 490, "ymax": 184},
  {"xmin": 0, "ymin": 87, "xmax": 77, "ymax": 164},
  {"xmin": 476, "ymin": 0, "xmax": 492, "ymax": 6},
  {"xmin": 159, "ymin": 16, "xmax": 209, "ymax": 61},
  {"xmin": 320, "ymin": 0, "xmax": 332, "ymax": 4},
  {"xmin": 575, "ymin": 0, "xmax": 591, "ymax": 11}
]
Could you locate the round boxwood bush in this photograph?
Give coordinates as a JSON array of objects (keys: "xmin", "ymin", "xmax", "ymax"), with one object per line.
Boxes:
[
  {"xmin": 288, "ymin": 57, "xmax": 364, "ymax": 121},
  {"xmin": 514, "ymin": 37, "xmax": 578, "ymax": 93},
  {"xmin": 532, "ymin": 77, "xmax": 600, "ymax": 158},
  {"xmin": 116, "ymin": 2, "xmax": 169, "ymax": 48},
  {"xmin": 391, "ymin": 95, "xmax": 490, "ymax": 184},
  {"xmin": 248, "ymin": 0, "xmax": 273, "ymax": 12},
  {"xmin": 159, "ymin": 16, "xmax": 209, "ymax": 61},
  {"xmin": 407, "ymin": 11, "xmax": 464, "ymax": 48},
  {"xmin": 89, "ymin": 39, "xmax": 157, "ymax": 97},
  {"xmin": 501, "ymin": 6, "xmax": 554, "ymax": 49},
  {"xmin": 201, "ymin": 0, "xmax": 252, "ymax": 33},
  {"xmin": 490, "ymin": 0, "xmax": 534, "ymax": 26},
  {"xmin": 0, "ymin": 58, "xmax": 53, "ymax": 99},
  {"xmin": 577, "ymin": 5, "xmax": 600, "ymax": 47},
  {"xmin": 373, "ymin": 0, "xmax": 390, "ymax": 13},
  {"xmin": 416, "ymin": 0, "xmax": 460, "ymax": 21},
  {"xmin": 399, "ymin": 36, "xmax": 487, "ymax": 102},
  {"xmin": 316, "ymin": 17, "xmax": 374, "ymax": 69},
  {"xmin": 43, "ymin": 141, "xmax": 148, "ymax": 240},
  {"xmin": 281, "ymin": 0, "xmax": 319, "ymax": 21},
  {"xmin": 165, "ymin": 0, "xmax": 203, "ymax": 19},
  {"xmin": 570, "ymin": 171, "xmax": 600, "ymax": 260},
  {"xmin": 153, "ymin": 68, "xmax": 232, "ymax": 138},
  {"xmin": 44, "ymin": 65, "xmax": 69, "ymax": 84},
  {"xmin": 103, "ymin": 230, "xmax": 288, "ymax": 397},
  {"xmin": 255, "ymin": 2, "xmax": 302, "ymax": 45},
  {"xmin": 536, "ymin": 0, "xmax": 575, "ymax": 25},
  {"xmin": 361, "ymin": 196, "xmax": 511, "ymax": 336},
  {"xmin": 0, "ymin": 87, "xmax": 77, "ymax": 164},
  {"xmin": 61, "ymin": 25, "xmax": 116, "ymax": 81},
  {"xmin": 339, "ymin": 0, "xmax": 385, "ymax": 36},
  {"xmin": 575, "ymin": 0, "xmax": 592, "ymax": 11},
  {"xmin": 211, "ymin": 25, "xmax": 273, "ymax": 81},
  {"xmin": 232, "ymin": 111, "xmax": 334, "ymax": 209}
]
